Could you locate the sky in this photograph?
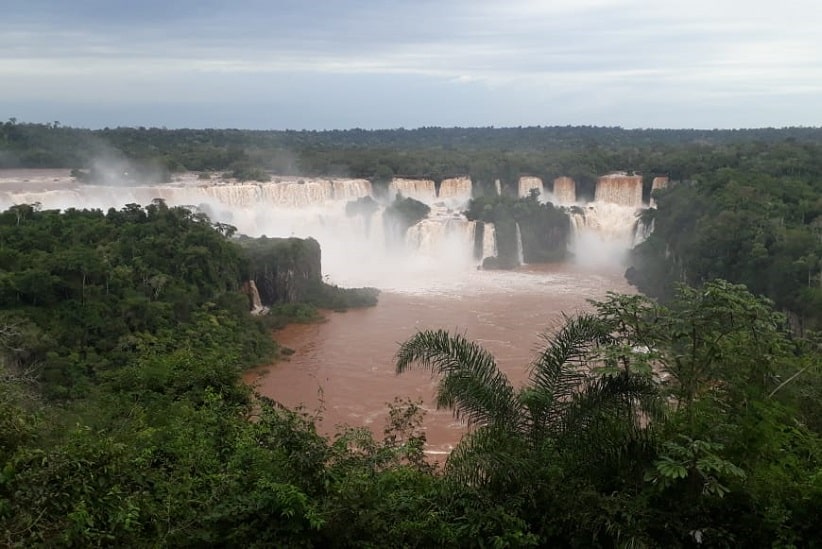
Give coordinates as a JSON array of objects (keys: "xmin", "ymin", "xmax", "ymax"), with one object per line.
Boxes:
[{"xmin": 3, "ymin": 0, "xmax": 821, "ymax": 130}]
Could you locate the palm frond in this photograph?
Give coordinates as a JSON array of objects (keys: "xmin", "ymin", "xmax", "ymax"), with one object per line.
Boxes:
[
  {"xmin": 524, "ymin": 314, "xmax": 613, "ymax": 434},
  {"xmin": 395, "ymin": 329, "xmax": 519, "ymax": 429},
  {"xmin": 558, "ymin": 372, "xmax": 664, "ymax": 460},
  {"xmin": 444, "ymin": 425, "xmax": 529, "ymax": 487}
]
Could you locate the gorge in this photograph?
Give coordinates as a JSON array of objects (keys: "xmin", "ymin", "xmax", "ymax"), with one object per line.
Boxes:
[{"xmin": 1, "ymin": 168, "xmax": 658, "ymax": 452}]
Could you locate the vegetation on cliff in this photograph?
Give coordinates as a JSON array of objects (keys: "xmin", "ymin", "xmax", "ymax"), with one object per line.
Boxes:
[
  {"xmin": 382, "ymin": 194, "xmax": 431, "ymax": 245},
  {"xmin": 3, "ymin": 245, "xmax": 820, "ymax": 545},
  {"xmin": 467, "ymin": 190, "xmax": 572, "ymax": 268},
  {"xmin": 0, "ymin": 201, "xmax": 275, "ymax": 399},
  {"xmin": 627, "ymin": 149, "xmax": 822, "ymax": 332},
  {"xmin": 238, "ymin": 235, "xmax": 378, "ymax": 311},
  {"xmin": 2, "ymin": 122, "xmax": 822, "ymax": 545}
]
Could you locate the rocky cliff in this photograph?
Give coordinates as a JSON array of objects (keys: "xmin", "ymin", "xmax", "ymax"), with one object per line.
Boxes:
[{"xmin": 240, "ymin": 236, "xmax": 323, "ymax": 305}]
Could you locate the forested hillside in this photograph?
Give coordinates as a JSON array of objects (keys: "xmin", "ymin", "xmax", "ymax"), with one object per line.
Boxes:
[
  {"xmin": 628, "ymin": 147, "xmax": 822, "ymax": 332},
  {"xmin": 3, "ymin": 226, "xmax": 820, "ymax": 545},
  {"xmin": 2, "ymin": 122, "xmax": 821, "ymax": 545}
]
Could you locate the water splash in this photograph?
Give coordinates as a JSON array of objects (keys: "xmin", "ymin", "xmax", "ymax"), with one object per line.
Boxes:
[{"xmin": 569, "ymin": 202, "xmax": 642, "ymax": 267}]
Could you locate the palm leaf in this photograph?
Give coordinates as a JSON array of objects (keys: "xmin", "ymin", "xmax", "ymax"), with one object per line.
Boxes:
[
  {"xmin": 524, "ymin": 314, "xmax": 613, "ymax": 436},
  {"xmin": 395, "ymin": 329, "xmax": 520, "ymax": 430},
  {"xmin": 558, "ymin": 372, "xmax": 664, "ymax": 462},
  {"xmin": 444, "ymin": 425, "xmax": 529, "ymax": 487}
]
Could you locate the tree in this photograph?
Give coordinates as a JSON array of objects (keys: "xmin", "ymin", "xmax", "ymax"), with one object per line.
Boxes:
[{"xmin": 395, "ymin": 313, "xmax": 661, "ymax": 488}]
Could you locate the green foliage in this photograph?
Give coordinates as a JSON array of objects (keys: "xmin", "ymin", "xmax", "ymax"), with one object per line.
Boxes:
[
  {"xmin": 629, "ymin": 155, "xmax": 822, "ymax": 332},
  {"xmin": 645, "ymin": 436, "xmax": 746, "ymax": 498},
  {"xmin": 466, "ymin": 192, "xmax": 572, "ymax": 268},
  {"xmin": 0, "ymin": 202, "xmax": 279, "ymax": 398},
  {"xmin": 230, "ymin": 163, "xmax": 270, "ymax": 182},
  {"xmin": 238, "ymin": 235, "xmax": 379, "ymax": 311},
  {"xmin": 383, "ymin": 194, "xmax": 430, "ymax": 243},
  {"xmin": 396, "ymin": 281, "xmax": 822, "ymax": 546},
  {"xmin": 265, "ymin": 303, "xmax": 323, "ymax": 329}
]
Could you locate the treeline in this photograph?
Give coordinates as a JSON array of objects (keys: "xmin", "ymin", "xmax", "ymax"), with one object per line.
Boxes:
[
  {"xmin": 4, "ymin": 119, "xmax": 822, "ymax": 191},
  {"xmin": 628, "ymin": 153, "xmax": 822, "ymax": 333},
  {"xmin": 4, "ymin": 119, "xmax": 821, "ymax": 330}
]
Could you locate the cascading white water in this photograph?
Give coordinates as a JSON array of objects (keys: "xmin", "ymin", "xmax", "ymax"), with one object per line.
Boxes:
[
  {"xmin": 333, "ymin": 179, "xmax": 373, "ymax": 201},
  {"xmin": 552, "ymin": 177, "xmax": 576, "ymax": 205},
  {"xmin": 203, "ymin": 183, "xmax": 262, "ymax": 208},
  {"xmin": 1, "ymin": 169, "xmax": 659, "ymax": 289},
  {"xmin": 632, "ymin": 218, "xmax": 654, "ymax": 246},
  {"xmin": 518, "ymin": 176, "xmax": 543, "ymax": 198},
  {"xmin": 482, "ymin": 222, "xmax": 497, "ymax": 260},
  {"xmin": 569, "ymin": 202, "xmax": 643, "ymax": 267},
  {"xmin": 389, "ymin": 178, "xmax": 437, "ymax": 203},
  {"xmin": 244, "ymin": 280, "xmax": 268, "ymax": 315},
  {"xmin": 515, "ymin": 222, "xmax": 525, "ymax": 265},
  {"xmin": 495, "ymin": 179, "xmax": 502, "ymax": 196},
  {"xmin": 438, "ymin": 177, "xmax": 472, "ymax": 206},
  {"xmin": 404, "ymin": 209, "xmax": 477, "ymax": 278},
  {"xmin": 595, "ymin": 173, "xmax": 643, "ymax": 208}
]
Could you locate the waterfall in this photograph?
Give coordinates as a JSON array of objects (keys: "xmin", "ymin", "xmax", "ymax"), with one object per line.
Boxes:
[
  {"xmin": 649, "ymin": 176, "xmax": 668, "ymax": 208},
  {"xmin": 482, "ymin": 222, "xmax": 497, "ymax": 260},
  {"xmin": 552, "ymin": 177, "xmax": 576, "ymax": 205},
  {"xmin": 246, "ymin": 280, "xmax": 268, "ymax": 315},
  {"xmin": 438, "ymin": 177, "xmax": 472, "ymax": 205},
  {"xmin": 595, "ymin": 173, "xmax": 643, "ymax": 208},
  {"xmin": 569, "ymin": 210, "xmax": 586, "ymax": 238},
  {"xmin": 333, "ymin": 178, "xmax": 373, "ymax": 201},
  {"xmin": 495, "ymin": 179, "xmax": 502, "ymax": 196},
  {"xmin": 1, "ymin": 169, "xmax": 662, "ymax": 290},
  {"xmin": 633, "ymin": 218, "xmax": 654, "ymax": 246},
  {"xmin": 405, "ymin": 215, "xmax": 476, "ymax": 269},
  {"xmin": 389, "ymin": 178, "xmax": 437, "ymax": 203},
  {"xmin": 258, "ymin": 179, "xmax": 336, "ymax": 207},
  {"xmin": 203, "ymin": 183, "xmax": 263, "ymax": 207},
  {"xmin": 569, "ymin": 203, "xmax": 644, "ymax": 266},
  {"xmin": 518, "ymin": 176, "xmax": 543, "ymax": 198}
]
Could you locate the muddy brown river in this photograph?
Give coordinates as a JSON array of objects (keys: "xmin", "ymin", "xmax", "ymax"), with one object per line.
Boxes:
[
  {"xmin": 245, "ymin": 263, "xmax": 632, "ymax": 456},
  {"xmin": 0, "ymin": 170, "xmax": 640, "ymax": 456}
]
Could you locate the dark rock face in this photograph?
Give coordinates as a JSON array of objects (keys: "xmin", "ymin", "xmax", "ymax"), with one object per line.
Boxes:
[{"xmin": 241, "ymin": 236, "xmax": 323, "ymax": 305}]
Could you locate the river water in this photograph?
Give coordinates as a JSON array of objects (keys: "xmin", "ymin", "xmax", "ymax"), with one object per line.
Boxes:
[
  {"xmin": 245, "ymin": 263, "xmax": 632, "ymax": 456},
  {"xmin": 0, "ymin": 170, "xmax": 641, "ymax": 455}
]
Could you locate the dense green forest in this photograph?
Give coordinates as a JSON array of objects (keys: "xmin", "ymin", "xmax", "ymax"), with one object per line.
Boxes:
[
  {"xmin": 2, "ymin": 210, "xmax": 820, "ymax": 545},
  {"xmin": 628, "ymin": 155, "xmax": 822, "ymax": 333},
  {"xmin": 2, "ymin": 121, "xmax": 822, "ymax": 545},
  {"xmin": 4, "ymin": 119, "xmax": 822, "ymax": 196}
]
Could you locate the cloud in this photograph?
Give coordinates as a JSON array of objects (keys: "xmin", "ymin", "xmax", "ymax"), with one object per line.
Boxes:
[{"xmin": 2, "ymin": 0, "xmax": 821, "ymax": 128}]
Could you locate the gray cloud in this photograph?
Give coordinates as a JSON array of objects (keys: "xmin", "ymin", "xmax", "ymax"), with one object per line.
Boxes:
[{"xmin": 2, "ymin": 0, "xmax": 821, "ymax": 128}]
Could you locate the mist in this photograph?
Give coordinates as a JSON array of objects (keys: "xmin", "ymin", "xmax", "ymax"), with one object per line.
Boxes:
[{"xmin": 0, "ymin": 169, "xmax": 652, "ymax": 293}]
